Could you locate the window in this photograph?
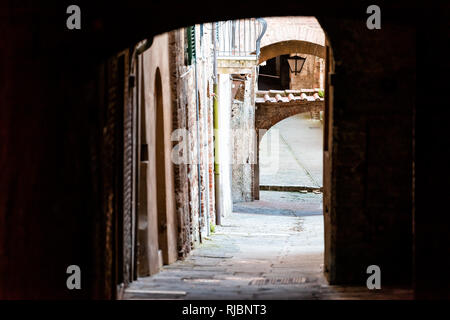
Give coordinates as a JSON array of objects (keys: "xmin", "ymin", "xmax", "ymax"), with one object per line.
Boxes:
[{"xmin": 185, "ymin": 26, "xmax": 196, "ymax": 65}]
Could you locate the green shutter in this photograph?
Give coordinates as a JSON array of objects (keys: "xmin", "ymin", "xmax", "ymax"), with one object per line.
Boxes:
[{"xmin": 185, "ymin": 26, "xmax": 196, "ymax": 65}]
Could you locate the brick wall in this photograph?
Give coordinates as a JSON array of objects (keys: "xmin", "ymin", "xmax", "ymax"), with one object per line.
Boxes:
[{"xmin": 289, "ymin": 55, "xmax": 324, "ymax": 89}]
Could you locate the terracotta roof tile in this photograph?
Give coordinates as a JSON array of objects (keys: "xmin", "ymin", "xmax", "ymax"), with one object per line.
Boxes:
[{"xmin": 255, "ymin": 88, "xmax": 324, "ymax": 104}]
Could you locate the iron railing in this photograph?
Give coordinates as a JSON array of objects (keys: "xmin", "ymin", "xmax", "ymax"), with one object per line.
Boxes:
[{"xmin": 216, "ymin": 18, "xmax": 267, "ymax": 59}]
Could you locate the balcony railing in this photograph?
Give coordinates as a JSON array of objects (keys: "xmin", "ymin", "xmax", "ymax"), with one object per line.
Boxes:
[{"xmin": 216, "ymin": 18, "xmax": 267, "ymax": 59}]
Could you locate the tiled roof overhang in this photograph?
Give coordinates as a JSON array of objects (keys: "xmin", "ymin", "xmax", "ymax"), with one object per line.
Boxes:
[{"xmin": 256, "ymin": 89, "xmax": 324, "ymax": 104}]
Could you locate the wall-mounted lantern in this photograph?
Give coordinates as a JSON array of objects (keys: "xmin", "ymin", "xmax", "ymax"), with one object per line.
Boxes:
[{"xmin": 287, "ymin": 55, "xmax": 306, "ymax": 75}]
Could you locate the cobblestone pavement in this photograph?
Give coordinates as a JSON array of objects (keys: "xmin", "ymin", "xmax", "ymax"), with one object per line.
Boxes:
[
  {"xmin": 234, "ymin": 190, "xmax": 323, "ymax": 216},
  {"xmin": 124, "ymin": 192, "xmax": 412, "ymax": 300}
]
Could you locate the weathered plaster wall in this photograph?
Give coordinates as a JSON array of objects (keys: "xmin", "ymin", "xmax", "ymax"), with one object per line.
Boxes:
[
  {"xmin": 143, "ymin": 33, "xmax": 178, "ymax": 270},
  {"xmin": 231, "ymin": 72, "xmax": 257, "ymax": 203}
]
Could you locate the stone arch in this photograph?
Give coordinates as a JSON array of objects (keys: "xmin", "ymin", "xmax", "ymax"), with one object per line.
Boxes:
[
  {"xmin": 260, "ymin": 16, "xmax": 325, "ymax": 48},
  {"xmin": 0, "ymin": 1, "xmax": 422, "ymax": 300},
  {"xmin": 252, "ymin": 20, "xmax": 333, "ymax": 284},
  {"xmin": 258, "ymin": 16, "xmax": 326, "ymax": 63},
  {"xmin": 256, "ymin": 100, "xmax": 324, "ymax": 135},
  {"xmin": 259, "ymin": 40, "xmax": 326, "ymax": 64}
]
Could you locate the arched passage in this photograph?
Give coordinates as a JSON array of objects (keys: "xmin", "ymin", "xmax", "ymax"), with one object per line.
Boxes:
[
  {"xmin": 254, "ymin": 98, "xmax": 324, "ymax": 199},
  {"xmin": 252, "ymin": 25, "xmax": 335, "ymax": 283},
  {"xmin": 0, "ymin": 1, "xmax": 422, "ymax": 301},
  {"xmin": 251, "ymin": 21, "xmax": 332, "ymax": 282}
]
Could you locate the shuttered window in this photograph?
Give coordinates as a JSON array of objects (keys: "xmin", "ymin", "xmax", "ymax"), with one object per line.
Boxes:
[{"xmin": 185, "ymin": 26, "xmax": 196, "ymax": 66}]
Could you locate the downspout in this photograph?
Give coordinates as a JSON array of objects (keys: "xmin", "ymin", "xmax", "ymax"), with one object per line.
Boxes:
[
  {"xmin": 255, "ymin": 18, "xmax": 267, "ymax": 59},
  {"xmin": 255, "ymin": 18, "xmax": 267, "ymax": 88},
  {"xmin": 212, "ymin": 22, "xmax": 222, "ymax": 225},
  {"xmin": 193, "ymin": 27, "xmax": 203, "ymax": 240}
]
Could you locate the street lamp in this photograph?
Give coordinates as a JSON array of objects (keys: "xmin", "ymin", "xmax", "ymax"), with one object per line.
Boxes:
[{"xmin": 287, "ymin": 55, "xmax": 306, "ymax": 75}]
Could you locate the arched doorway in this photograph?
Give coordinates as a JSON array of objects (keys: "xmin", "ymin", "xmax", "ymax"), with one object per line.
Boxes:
[
  {"xmin": 254, "ymin": 35, "xmax": 326, "ymax": 202},
  {"xmin": 0, "ymin": 0, "xmax": 421, "ymax": 300}
]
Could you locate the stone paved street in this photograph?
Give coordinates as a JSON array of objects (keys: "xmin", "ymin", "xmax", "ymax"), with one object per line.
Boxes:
[
  {"xmin": 260, "ymin": 112, "xmax": 323, "ymax": 188},
  {"xmin": 234, "ymin": 190, "xmax": 322, "ymax": 216},
  {"xmin": 124, "ymin": 191, "xmax": 412, "ymax": 300}
]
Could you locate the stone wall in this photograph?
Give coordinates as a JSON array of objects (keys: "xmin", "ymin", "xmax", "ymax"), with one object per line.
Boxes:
[
  {"xmin": 169, "ymin": 30, "xmax": 192, "ymax": 259},
  {"xmin": 168, "ymin": 25, "xmax": 216, "ymax": 251}
]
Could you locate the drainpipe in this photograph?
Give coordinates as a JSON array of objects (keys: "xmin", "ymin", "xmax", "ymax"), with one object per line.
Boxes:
[
  {"xmin": 255, "ymin": 18, "xmax": 267, "ymax": 59},
  {"xmin": 255, "ymin": 18, "xmax": 267, "ymax": 90},
  {"xmin": 193, "ymin": 26, "xmax": 204, "ymax": 240},
  {"xmin": 212, "ymin": 22, "xmax": 222, "ymax": 225}
]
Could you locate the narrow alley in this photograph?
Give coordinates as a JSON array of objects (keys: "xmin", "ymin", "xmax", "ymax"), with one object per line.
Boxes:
[
  {"xmin": 124, "ymin": 190, "xmax": 412, "ymax": 300},
  {"xmin": 3, "ymin": 1, "xmax": 446, "ymax": 303}
]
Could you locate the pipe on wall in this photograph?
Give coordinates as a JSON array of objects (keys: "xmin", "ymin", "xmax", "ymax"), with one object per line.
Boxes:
[{"xmin": 212, "ymin": 22, "xmax": 222, "ymax": 226}]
